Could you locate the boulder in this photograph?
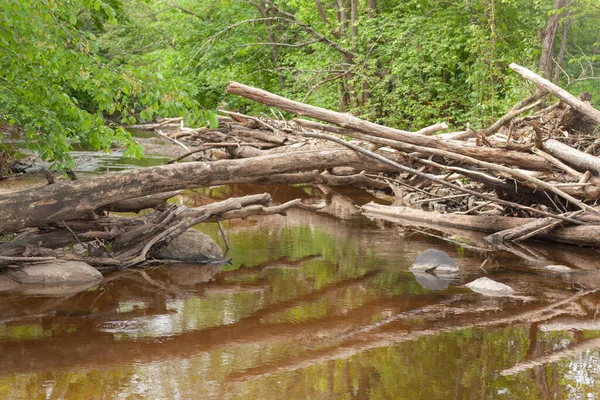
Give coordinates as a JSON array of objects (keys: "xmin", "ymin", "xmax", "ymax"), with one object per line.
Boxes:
[
  {"xmin": 465, "ymin": 277, "xmax": 515, "ymax": 297},
  {"xmin": 155, "ymin": 230, "xmax": 223, "ymax": 263},
  {"xmin": 409, "ymin": 249, "xmax": 459, "ymax": 274},
  {"xmin": 2, "ymin": 261, "xmax": 102, "ymax": 284}
]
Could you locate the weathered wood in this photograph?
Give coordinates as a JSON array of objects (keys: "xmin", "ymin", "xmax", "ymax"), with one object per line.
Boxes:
[
  {"xmin": 0, "ymin": 148, "xmax": 364, "ymax": 233},
  {"xmin": 361, "ymin": 203, "xmax": 600, "ymax": 247},
  {"xmin": 227, "ymin": 81, "xmax": 551, "ymax": 170},
  {"xmin": 301, "ymin": 130, "xmax": 598, "ymax": 217},
  {"xmin": 543, "ymin": 139, "xmax": 600, "ymax": 176},
  {"xmin": 510, "ymin": 63, "xmax": 600, "ymax": 125},
  {"xmin": 485, "ymin": 217, "xmax": 564, "ymax": 243},
  {"xmin": 101, "ymin": 191, "xmax": 182, "ymax": 212}
]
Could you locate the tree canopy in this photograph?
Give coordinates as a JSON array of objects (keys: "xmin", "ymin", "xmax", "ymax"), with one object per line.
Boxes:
[{"xmin": 2, "ymin": 0, "xmax": 599, "ymax": 168}]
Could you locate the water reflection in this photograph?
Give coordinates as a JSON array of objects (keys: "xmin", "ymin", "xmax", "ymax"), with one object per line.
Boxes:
[{"xmin": 1, "ymin": 184, "xmax": 600, "ymax": 399}]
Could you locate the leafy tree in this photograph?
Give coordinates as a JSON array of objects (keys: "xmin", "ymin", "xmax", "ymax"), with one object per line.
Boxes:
[{"xmin": 0, "ymin": 0, "xmax": 212, "ymax": 169}]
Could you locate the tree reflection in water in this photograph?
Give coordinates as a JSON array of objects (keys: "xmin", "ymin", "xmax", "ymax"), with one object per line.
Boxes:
[{"xmin": 1, "ymin": 184, "xmax": 600, "ymax": 399}]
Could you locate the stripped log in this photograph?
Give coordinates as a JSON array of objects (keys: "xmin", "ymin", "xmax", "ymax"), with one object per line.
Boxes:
[
  {"xmin": 361, "ymin": 203, "xmax": 600, "ymax": 247},
  {"xmin": 509, "ymin": 63, "xmax": 600, "ymax": 125},
  {"xmin": 543, "ymin": 139, "xmax": 600, "ymax": 175},
  {"xmin": 227, "ymin": 81, "xmax": 551, "ymax": 170},
  {"xmin": 0, "ymin": 148, "xmax": 366, "ymax": 233}
]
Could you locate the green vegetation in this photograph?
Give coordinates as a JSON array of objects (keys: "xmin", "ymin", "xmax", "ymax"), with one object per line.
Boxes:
[{"xmin": 2, "ymin": 0, "xmax": 599, "ymax": 167}]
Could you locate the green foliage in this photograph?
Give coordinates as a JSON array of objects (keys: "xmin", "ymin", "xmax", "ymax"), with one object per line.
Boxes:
[
  {"xmin": 0, "ymin": 0, "xmax": 212, "ymax": 168},
  {"xmin": 3, "ymin": 0, "xmax": 599, "ymax": 168},
  {"xmin": 101, "ymin": 0, "xmax": 599, "ymax": 131}
]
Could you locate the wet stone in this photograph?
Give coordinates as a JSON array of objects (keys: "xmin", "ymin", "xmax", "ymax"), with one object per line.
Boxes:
[
  {"xmin": 409, "ymin": 249, "xmax": 459, "ymax": 274},
  {"xmin": 465, "ymin": 277, "xmax": 515, "ymax": 297},
  {"xmin": 2, "ymin": 261, "xmax": 102, "ymax": 284},
  {"xmin": 155, "ymin": 230, "xmax": 223, "ymax": 263}
]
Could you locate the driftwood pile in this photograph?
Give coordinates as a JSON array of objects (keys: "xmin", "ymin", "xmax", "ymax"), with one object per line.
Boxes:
[
  {"xmin": 143, "ymin": 63, "xmax": 600, "ymax": 248},
  {"xmin": 1, "ymin": 63, "xmax": 600, "ymax": 271}
]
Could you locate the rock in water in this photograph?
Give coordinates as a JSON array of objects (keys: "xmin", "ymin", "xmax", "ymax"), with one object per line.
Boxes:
[
  {"xmin": 155, "ymin": 230, "xmax": 223, "ymax": 263},
  {"xmin": 2, "ymin": 261, "xmax": 102, "ymax": 284},
  {"xmin": 410, "ymin": 249, "xmax": 459, "ymax": 273},
  {"xmin": 465, "ymin": 277, "xmax": 515, "ymax": 297}
]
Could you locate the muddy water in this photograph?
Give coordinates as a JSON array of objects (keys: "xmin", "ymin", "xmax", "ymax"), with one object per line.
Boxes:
[{"xmin": 3, "ymin": 167, "xmax": 600, "ymax": 398}]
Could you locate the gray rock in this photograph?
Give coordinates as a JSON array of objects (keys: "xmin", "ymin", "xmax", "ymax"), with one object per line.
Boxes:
[
  {"xmin": 0, "ymin": 275, "xmax": 19, "ymax": 292},
  {"xmin": 465, "ymin": 277, "xmax": 515, "ymax": 297},
  {"xmin": 544, "ymin": 265, "xmax": 573, "ymax": 273},
  {"xmin": 155, "ymin": 230, "xmax": 223, "ymax": 263},
  {"xmin": 409, "ymin": 249, "xmax": 458, "ymax": 273},
  {"xmin": 2, "ymin": 261, "xmax": 102, "ymax": 284}
]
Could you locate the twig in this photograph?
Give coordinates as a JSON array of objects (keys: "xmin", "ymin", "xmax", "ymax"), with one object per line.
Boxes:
[
  {"xmin": 217, "ymin": 218, "xmax": 231, "ymax": 250},
  {"xmin": 156, "ymin": 129, "xmax": 190, "ymax": 152}
]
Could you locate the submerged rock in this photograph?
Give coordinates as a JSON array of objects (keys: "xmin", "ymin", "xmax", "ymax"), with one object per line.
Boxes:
[
  {"xmin": 465, "ymin": 277, "xmax": 515, "ymax": 297},
  {"xmin": 409, "ymin": 249, "xmax": 459, "ymax": 274},
  {"xmin": 2, "ymin": 261, "xmax": 102, "ymax": 284},
  {"xmin": 15, "ymin": 281, "xmax": 100, "ymax": 296},
  {"xmin": 544, "ymin": 265, "xmax": 573, "ymax": 273},
  {"xmin": 155, "ymin": 230, "xmax": 223, "ymax": 263}
]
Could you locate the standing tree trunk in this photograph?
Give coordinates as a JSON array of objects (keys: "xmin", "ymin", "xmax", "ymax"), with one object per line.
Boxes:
[
  {"xmin": 553, "ymin": 13, "xmax": 571, "ymax": 85},
  {"xmin": 538, "ymin": 0, "xmax": 565, "ymax": 83},
  {"xmin": 253, "ymin": 0, "xmax": 285, "ymax": 85}
]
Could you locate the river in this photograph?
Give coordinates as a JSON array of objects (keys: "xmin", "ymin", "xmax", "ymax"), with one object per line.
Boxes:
[{"xmin": 1, "ymin": 142, "xmax": 600, "ymax": 399}]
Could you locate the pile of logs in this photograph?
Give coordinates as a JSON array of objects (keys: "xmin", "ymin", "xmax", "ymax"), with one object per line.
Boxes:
[
  {"xmin": 1, "ymin": 63, "xmax": 600, "ymax": 269},
  {"xmin": 144, "ymin": 63, "xmax": 600, "ymax": 248}
]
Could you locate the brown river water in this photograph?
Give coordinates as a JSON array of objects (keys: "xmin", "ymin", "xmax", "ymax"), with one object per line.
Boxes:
[{"xmin": 2, "ymin": 145, "xmax": 600, "ymax": 399}]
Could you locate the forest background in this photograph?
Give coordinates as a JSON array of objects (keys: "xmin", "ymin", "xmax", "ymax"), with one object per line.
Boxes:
[{"xmin": 1, "ymin": 0, "xmax": 599, "ymax": 168}]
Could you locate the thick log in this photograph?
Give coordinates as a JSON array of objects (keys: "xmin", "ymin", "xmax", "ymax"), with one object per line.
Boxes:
[
  {"xmin": 510, "ymin": 63, "xmax": 600, "ymax": 125},
  {"xmin": 227, "ymin": 81, "xmax": 551, "ymax": 170},
  {"xmin": 0, "ymin": 148, "xmax": 364, "ymax": 233},
  {"xmin": 543, "ymin": 139, "xmax": 600, "ymax": 175},
  {"xmin": 361, "ymin": 203, "xmax": 600, "ymax": 247},
  {"xmin": 101, "ymin": 191, "xmax": 182, "ymax": 212}
]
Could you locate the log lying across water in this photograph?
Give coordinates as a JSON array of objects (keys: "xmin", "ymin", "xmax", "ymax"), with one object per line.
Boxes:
[
  {"xmin": 0, "ymin": 148, "xmax": 363, "ymax": 233},
  {"xmin": 222, "ymin": 64, "xmax": 600, "ymax": 248},
  {"xmin": 2, "ymin": 61, "xmax": 600, "ymax": 272}
]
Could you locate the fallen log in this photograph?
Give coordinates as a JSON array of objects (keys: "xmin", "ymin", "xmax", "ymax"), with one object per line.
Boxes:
[
  {"xmin": 227, "ymin": 81, "xmax": 551, "ymax": 171},
  {"xmin": 543, "ymin": 139, "xmax": 600, "ymax": 175},
  {"xmin": 300, "ymin": 131, "xmax": 586, "ymax": 223},
  {"xmin": 361, "ymin": 203, "xmax": 600, "ymax": 247},
  {"xmin": 509, "ymin": 63, "xmax": 600, "ymax": 125},
  {"xmin": 0, "ymin": 148, "xmax": 365, "ymax": 233},
  {"xmin": 101, "ymin": 191, "xmax": 182, "ymax": 213}
]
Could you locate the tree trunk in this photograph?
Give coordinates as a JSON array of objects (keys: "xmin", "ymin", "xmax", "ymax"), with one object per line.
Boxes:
[
  {"xmin": 361, "ymin": 203, "xmax": 600, "ymax": 247},
  {"xmin": 553, "ymin": 14, "xmax": 570, "ymax": 85},
  {"xmin": 538, "ymin": 0, "xmax": 565, "ymax": 82},
  {"xmin": 0, "ymin": 148, "xmax": 363, "ymax": 233},
  {"xmin": 509, "ymin": 64, "xmax": 600, "ymax": 124},
  {"xmin": 227, "ymin": 81, "xmax": 551, "ymax": 170}
]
